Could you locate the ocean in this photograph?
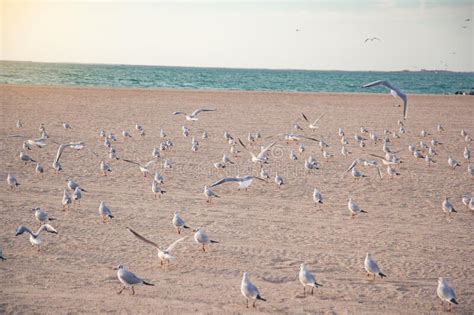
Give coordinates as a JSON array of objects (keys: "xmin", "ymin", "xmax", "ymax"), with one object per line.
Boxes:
[{"xmin": 1, "ymin": 61, "xmax": 473, "ymax": 95}]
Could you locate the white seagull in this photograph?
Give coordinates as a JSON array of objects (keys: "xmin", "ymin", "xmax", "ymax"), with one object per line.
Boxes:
[
  {"xmin": 99, "ymin": 201, "xmax": 114, "ymax": 223},
  {"xmin": 172, "ymin": 211, "xmax": 191, "ymax": 234},
  {"xmin": 241, "ymin": 272, "xmax": 266, "ymax": 308},
  {"xmin": 210, "ymin": 176, "xmax": 266, "ymax": 191},
  {"xmin": 7, "ymin": 174, "xmax": 20, "ymax": 191},
  {"xmin": 194, "ymin": 228, "xmax": 218, "ymax": 252},
  {"xmin": 122, "ymin": 159, "xmax": 156, "ymax": 177},
  {"xmin": 15, "ymin": 224, "xmax": 58, "ymax": 251},
  {"xmin": 114, "ymin": 265, "xmax": 154, "ymax": 295},
  {"xmin": 363, "ymin": 80, "xmax": 408, "ymax": 119},
  {"xmin": 127, "ymin": 227, "xmax": 187, "ymax": 267},
  {"xmin": 348, "ymin": 198, "xmax": 367, "ymax": 218},
  {"xmin": 173, "ymin": 108, "xmax": 216, "ymax": 121},
  {"xmin": 299, "ymin": 263, "xmax": 322, "ymax": 295},
  {"xmin": 364, "ymin": 253, "xmax": 387, "ymax": 280},
  {"xmin": 437, "ymin": 277, "xmax": 458, "ymax": 311}
]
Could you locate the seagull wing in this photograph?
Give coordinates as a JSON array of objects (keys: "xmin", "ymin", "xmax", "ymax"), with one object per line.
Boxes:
[
  {"xmin": 191, "ymin": 108, "xmax": 216, "ymax": 117},
  {"xmin": 369, "ymin": 153, "xmax": 385, "ymax": 160},
  {"xmin": 173, "ymin": 111, "xmax": 187, "ymax": 116},
  {"xmin": 299, "ymin": 135, "xmax": 320, "ymax": 142},
  {"xmin": 210, "ymin": 177, "xmax": 240, "ymax": 187},
  {"xmin": 346, "ymin": 159, "xmax": 358, "ymax": 172},
  {"xmin": 311, "ymin": 113, "xmax": 326, "ymax": 125},
  {"xmin": 301, "ymin": 113, "xmax": 310, "ymax": 123},
  {"xmin": 127, "ymin": 228, "xmax": 159, "ymax": 248},
  {"xmin": 166, "ymin": 236, "xmax": 187, "ymax": 252},
  {"xmin": 144, "ymin": 160, "xmax": 156, "ymax": 168},
  {"xmin": 122, "ymin": 159, "xmax": 142, "ymax": 167},
  {"xmin": 257, "ymin": 142, "xmax": 276, "ymax": 159}
]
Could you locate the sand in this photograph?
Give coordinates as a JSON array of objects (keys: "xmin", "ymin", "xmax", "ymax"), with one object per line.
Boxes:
[{"xmin": 0, "ymin": 84, "xmax": 473, "ymax": 314}]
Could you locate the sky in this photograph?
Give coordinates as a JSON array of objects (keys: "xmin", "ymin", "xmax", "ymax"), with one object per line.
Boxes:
[{"xmin": 0, "ymin": 0, "xmax": 472, "ymax": 71}]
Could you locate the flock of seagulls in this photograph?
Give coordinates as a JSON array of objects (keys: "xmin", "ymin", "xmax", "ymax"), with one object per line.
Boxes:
[{"xmin": 4, "ymin": 93, "xmax": 472, "ymax": 311}]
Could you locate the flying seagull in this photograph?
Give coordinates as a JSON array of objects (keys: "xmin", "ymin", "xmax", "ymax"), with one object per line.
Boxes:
[
  {"xmin": 362, "ymin": 80, "xmax": 408, "ymax": 119},
  {"xmin": 364, "ymin": 37, "xmax": 381, "ymax": 43},
  {"xmin": 172, "ymin": 109, "xmax": 216, "ymax": 121}
]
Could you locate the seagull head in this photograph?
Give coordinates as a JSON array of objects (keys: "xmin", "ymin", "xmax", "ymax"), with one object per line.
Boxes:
[
  {"xmin": 114, "ymin": 264, "xmax": 126, "ymax": 271},
  {"xmin": 299, "ymin": 263, "xmax": 307, "ymax": 271}
]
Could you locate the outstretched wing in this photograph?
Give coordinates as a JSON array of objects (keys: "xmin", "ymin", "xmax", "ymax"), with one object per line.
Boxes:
[
  {"xmin": 301, "ymin": 113, "xmax": 310, "ymax": 123},
  {"xmin": 191, "ymin": 109, "xmax": 216, "ymax": 117},
  {"xmin": 173, "ymin": 111, "xmax": 187, "ymax": 116},
  {"xmin": 311, "ymin": 113, "xmax": 326, "ymax": 125},
  {"xmin": 127, "ymin": 227, "xmax": 159, "ymax": 248},
  {"xmin": 166, "ymin": 236, "xmax": 187, "ymax": 252},
  {"xmin": 122, "ymin": 159, "xmax": 142, "ymax": 167},
  {"xmin": 259, "ymin": 142, "xmax": 276, "ymax": 155},
  {"xmin": 144, "ymin": 160, "xmax": 156, "ymax": 168},
  {"xmin": 299, "ymin": 135, "xmax": 320, "ymax": 142},
  {"xmin": 210, "ymin": 177, "xmax": 240, "ymax": 187},
  {"xmin": 363, "ymin": 80, "xmax": 392, "ymax": 90},
  {"xmin": 346, "ymin": 159, "xmax": 359, "ymax": 173},
  {"xmin": 39, "ymin": 224, "xmax": 58, "ymax": 235}
]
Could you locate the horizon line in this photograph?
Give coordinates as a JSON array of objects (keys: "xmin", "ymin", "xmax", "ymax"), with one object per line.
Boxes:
[{"xmin": 1, "ymin": 59, "xmax": 473, "ymax": 74}]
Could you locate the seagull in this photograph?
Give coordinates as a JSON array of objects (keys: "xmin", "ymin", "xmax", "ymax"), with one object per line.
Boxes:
[
  {"xmin": 463, "ymin": 147, "xmax": 471, "ymax": 160},
  {"xmin": 462, "ymin": 194, "xmax": 471, "ymax": 208},
  {"xmin": 364, "ymin": 253, "xmax": 387, "ymax": 280},
  {"xmin": 204, "ymin": 186, "xmax": 220, "ymax": 203},
  {"xmin": 364, "ymin": 37, "xmax": 381, "ymax": 43},
  {"xmin": 15, "ymin": 224, "xmax": 58, "ymax": 251},
  {"xmin": 0, "ymin": 248, "xmax": 6, "ymax": 261},
  {"xmin": 241, "ymin": 272, "xmax": 266, "ymax": 308},
  {"xmin": 99, "ymin": 201, "xmax": 114, "ymax": 223},
  {"xmin": 275, "ymin": 173, "xmax": 284, "ymax": 187},
  {"xmin": 62, "ymin": 122, "xmax": 72, "ymax": 129},
  {"xmin": 313, "ymin": 189, "xmax": 323, "ymax": 206},
  {"xmin": 35, "ymin": 163, "xmax": 44, "ymax": 175},
  {"xmin": 122, "ymin": 130, "xmax": 132, "ymax": 138},
  {"xmin": 62, "ymin": 190, "xmax": 72, "ymax": 210},
  {"xmin": 222, "ymin": 154, "xmax": 234, "ymax": 164},
  {"xmin": 448, "ymin": 157, "xmax": 460, "ymax": 169},
  {"xmin": 122, "ymin": 159, "xmax": 155, "ymax": 177},
  {"xmin": 70, "ymin": 188, "xmax": 81, "ymax": 206},
  {"xmin": 442, "ymin": 197, "xmax": 457, "ymax": 217},
  {"xmin": 127, "ymin": 227, "xmax": 187, "ymax": 267},
  {"xmin": 437, "ymin": 278, "xmax": 458, "ymax": 311},
  {"xmin": 7, "ymin": 174, "xmax": 20, "ymax": 191},
  {"xmin": 25, "ymin": 136, "xmax": 48, "ymax": 149},
  {"xmin": 194, "ymin": 228, "xmax": 218, "ymax": 252},
  {"xmin": 348, "ymin": 198, "xmax": 367, "ymax": 218},
  {"xmin": 32, "ymin": 207, "xmax": 55, "ymax": 226},
  {"xmin": 387, "ymin": 166, "xmax": 400, "ymax": 177},
  {"xmin": 20, "ymin": 151, "xmax": 36, "ymax": 164},
  {"xmin": 114, "ymin": 265, "xmax": 154, "ymax": 295},
  {"xmin": 260, "ymin": 168, "xmax": 270, "ymax": 179},
  {"xmin": 210, "ymin": 176, "xmax": 266, "ymax": 191},
  {"xmin": 238, "ymin": 139, "xmax": 275, "ymax": 165},
  {"xmin": 351, "ymin": 167, "xmax": 367, "ymax": 179},
  {"xmin": 67, "ymin": 179, "xmax": 87, "ymax": 192},
  {"xmin": 172, "ymin": 211, "xmax": 191, "ymax": 234},
  {"xmin": 16, "ymin": 120, "xmax": 23, "ymax": 128},
  {"xmin": 173, "ymin": 109, "xmax": 216, "ymax": 121},
  {"xmin": 151, "ymin": 180, "xmax": 166, "ymax": 199},
  {"xmin": 299, "ymin": 263, "xmax": 322, "ymax": 296},
  {"xmin": 363, "ymin": 80, "xmax": 408, "ymax": 119},
  {"xmin": 301, "ymin": 113, "xmax": 325, "ymax": 131},
  {"xmin": 153, "ymin": 171, "xmax": 164, "ymax": 184},
  {"xmin": 100, "ymin": 160, "xmax": 112, "ymax": 176}
]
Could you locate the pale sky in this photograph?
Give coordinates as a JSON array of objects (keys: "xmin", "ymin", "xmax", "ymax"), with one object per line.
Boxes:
[{"xmin": 1, "ymin": 0, "xmax": 472, "ymax": 71}]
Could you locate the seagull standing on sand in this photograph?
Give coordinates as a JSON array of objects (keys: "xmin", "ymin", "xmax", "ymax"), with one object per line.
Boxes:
[
  {"xmin": 0, "ymin": 248, "xmax": 6, "ymax": 260},
  {"xmin": 363, "ymin": 80, "xmax": 408, "ymax": 119},
  {"xmin": 173, "ymin": 108, "xmax": 216, "ymax": 121},
  {"xmin": 364, "ymin": 253, "xmax": 387, "ymax": 280},
  {"xmin": 99, "ymin": 201, "xmax": 114, "ymax": 222},
  {"xmin": 241, "ymin": 272, "xmax": 266, "ymax": 308},
  {"xmin": 348, "ymin": 198, "xmax": 367, "ymax": 218},
  {"xmin": 172, "ymin": 211, "xmax": 190, "ymax": 234},
  {"xmin": 100, "ymin": 160, "xmax": 112, "ymax": 176},
  {"xmin": 448, "ymin": 157, "xmax": 461, "ymax": 169},
  {"xmin": 62, "ymin": 190, "xmax": 72, "ymax": 210},
  {"xmin": 151, "ymin": 180, "xmax": 166, "ymax": 199},
  {"xmin": 437, "ymin": 278, "xmax": 458, "ymax": 311},
  {"xmin": 33, "ymin": 207, "xmax": 55, "ymax": 226},
  {"xmin": 115, "ymin": 265, "xmax": 154, "ymax": 295},
  {"xmin": 15, "ymin": 224, "xmax": 58, "ymax": 251},
  {"xmin": 442, "ymin": 197, "xmax": 457, "ymax": 217},
  {"xmin": 35, "ymin": 163, "xmax": 44, "ymax": 175},
  {"xmin": 204, "ymin": 186, "xmax": 220, "ymax": 203},
  {"xmin": 313, "ymin": 189, "xmax": 323, "ymax": 206},
  {"xmin": 299, "ymin": 263, "xmax": 322, "ymax": 295},
  {"xmin": 20, "ymin": 152, "xmax": 36, "ymax": 164},
  {"xmin": 73, "ymin": 187, "xmax": 82, "ymax": 204},
  {"xmin": 127, "ymin": 228, "xmax": 187, "ymax": 267},
  {"xmin": 7, "ymin": 174, "xmax": 20, "ymax": 190},
  {"xmin": 194, "ymin": 228, "xmax": 218, "ymax": 252}
]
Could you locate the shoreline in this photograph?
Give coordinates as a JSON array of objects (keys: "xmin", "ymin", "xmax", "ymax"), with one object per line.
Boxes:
[{"xmin": 0, "ymin": 83, "xmax": 467, "ymax": 98}]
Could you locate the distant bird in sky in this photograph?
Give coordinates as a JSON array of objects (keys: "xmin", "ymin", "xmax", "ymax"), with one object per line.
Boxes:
[
  {"xmin": 364, "ymin": 37, "xmax": 381, "ymax": 43},
  {"xmin": 295, "ymin": 29, "xmax": 300, "ymax": 32},
  {"xmin": 465, "ymin": 18, "xmax": 470, "ymax": 22}
]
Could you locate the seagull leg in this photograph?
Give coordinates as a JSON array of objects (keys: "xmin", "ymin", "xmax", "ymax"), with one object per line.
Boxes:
[
  {"xmin": 253, "ymin": 300, "xmax": 257, "ymax": 308},
  {"xmin": 131, "ymin": 286, "xmax": 135, "ymax": 295},
  {"xmin": 311, "ymin": 287, "xmax": 314, "ymax": 295},
  {"xmin": 117, "ymin": 286, "xmax": 125, "ymax": 294},
  {"xmin": 202, "ymin": 244, "xmax": 206, "ymax": 252},
  {"xmin": 246, "ymin": 299, "xmax": 249, "ymax": 308},
  {"xmin": 303, "ymin": 286, "xmax": 305, "ymax": 296}
]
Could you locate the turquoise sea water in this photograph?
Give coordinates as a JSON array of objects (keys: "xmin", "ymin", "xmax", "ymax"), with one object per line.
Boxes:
[{"xmin": 1, "ymin": 61, "xmax": 473, "ymax": 95}]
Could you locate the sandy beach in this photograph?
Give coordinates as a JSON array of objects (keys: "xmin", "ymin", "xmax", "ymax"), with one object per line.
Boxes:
[{"xmin": 0, "ymin": 84, "xmax": 473, "ymax": 314}]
